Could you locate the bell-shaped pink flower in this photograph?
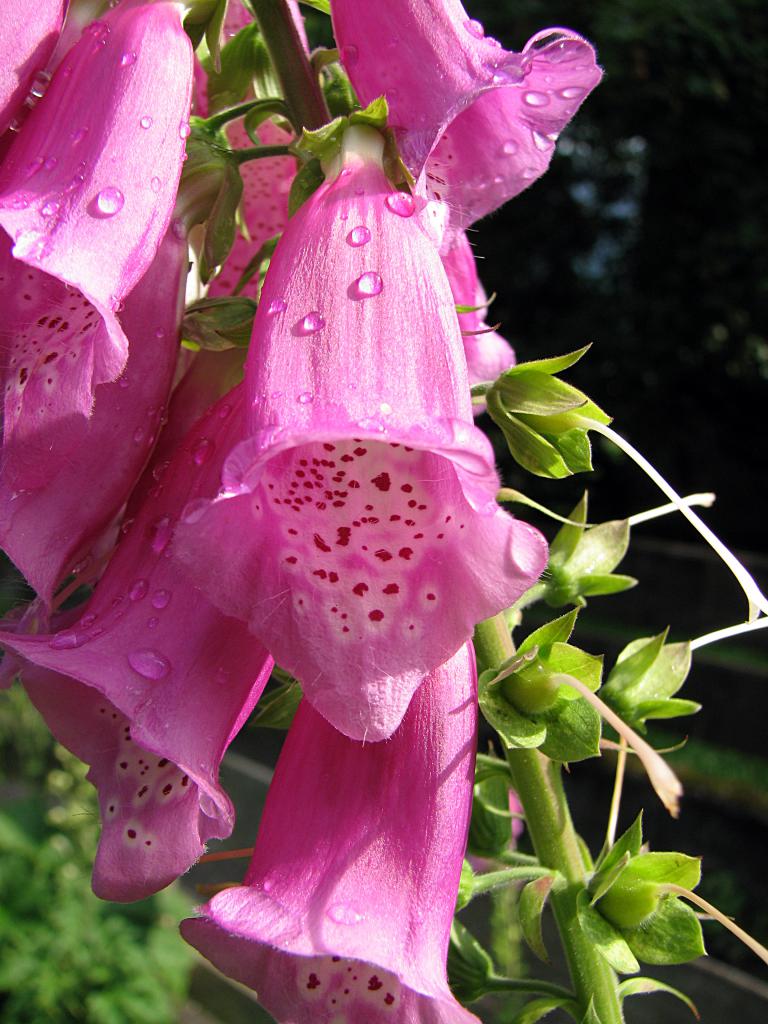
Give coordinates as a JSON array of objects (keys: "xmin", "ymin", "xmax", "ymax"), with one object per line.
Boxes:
[
  {"xmin": 0, "ymin": 0, "xmax": 65, "ymax": 134},
  {"xmin": 442, "ymin": 231, "xmax": 516, "ymax": 391},
  {"xmin": 331, "ymin": 0, "xmax": 601, "ymax": 230},
  {"xmin": 183, "ymin": 644, "xmax": 480, "ymax": 1024},
  {"xmin": 175, "ymin": 127, "xmax": 547, "ymax": 742},
  {"xmin": 0, "ymin": 386, "xmax": 273, "ymax": 902},
  {"xmin": 0, "ymin": 0, "xmax": 193, "ymax": 437},
  {"xmin": 0, "ymin": 225, "xmax": 186, "ymax": 604},
  {"xmin": 207, "ymin": 119, "xmax": 296, "ymax": 300}
]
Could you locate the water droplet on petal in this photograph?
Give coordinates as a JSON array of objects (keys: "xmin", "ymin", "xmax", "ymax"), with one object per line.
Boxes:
[
  {"xmin": 347, "ymin": 225, "xmax": 371, "ymax": 247},
  {"xmin": 41, "ymin": 200, "xmax": 60, "ymax": 217},
  {"xmin": 267, "ymin": 297, "xmax": 287, "ymax": 315},
  {"xmin": 385, "ymin": 192, "xmax": 415, "ymax": 218},
  {"xmin": 297, "ymin": 391, "xmax": 314, "ymax": 405},
  {"xmin": 44, "ymin": 156, "xmax": 57, "ymax": 171},
  {"xmin": 140, "ymin": 115, "xmax": 153, "ymax": 129},
  {"xmin": 129, "ymin": 579, "xmax": 149, "ymax": 602},
  {"xmin": 532, "ymin": 129, "xmax": 552, "ymax": 151},
  {"xmin": 133, "ymin": 427, "xmax": 145, "ymax": 444},
  {"xmin": 558, "ymin": 85, "xmax": 586, "ymax": 99},
  {"xmin": 71, "ymin": 126, "xmax": 89, "ymax": 145},
  {"xmin": 120, "ymin": 50, "xmax": 137, "ymax": 66},
  {"xmin": 327, "ymin": 902, "xmax": 363, "ymax": 925},
  {"xmin": 151, "ymin": 589, "xmax": 171, "ymax": 610},
  {"xmin": 128, "ymin": 649, "xmax": 170, "ymax": 680},
  {"xmin": 352, "ymin": 271, "xmax": 383, "ymax": 298},
  {"xmin": 524, "ymin": 90, "xmax": 550, "ymax": 107},
  {"xmin": 49, "ymin": 629, "xmax": 87, "ymax": 650},
  {"xmin": 95, "ymin": 186, "xmax": 124, "ymax": 216},
  {"xmin": 464, "ymin": 18, "xmax": 485, "ymax": 38},
  {"xmin": 300, "ymin": 311, "xmax": 325, "ymax": 334},
  {"xmin": 502, "ymin": 139, "xmax": 519, "ymax": 155},
  {"xmin": 179, "ymin": 121, "xmax": 191, "ymax": 140},
  {"xmin": 150, "ymin": 176, "xmax": 162, "ymax": 194},
  {"xmin": 191, "ymin": 438, "xmax": 214, "ymax": 465},
  {"xmin": 148, "ymin": 515, "xmax": 173, "ymax": 554}
]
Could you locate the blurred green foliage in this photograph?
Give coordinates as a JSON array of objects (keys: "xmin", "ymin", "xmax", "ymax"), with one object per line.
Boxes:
[{"xmin": 0, "ymin": 685, "xmax": 194, "ymax": 1024}]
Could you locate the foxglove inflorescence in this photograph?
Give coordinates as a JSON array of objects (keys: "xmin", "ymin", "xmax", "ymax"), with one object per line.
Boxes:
[{"xmin": 0, "ymin": 0, "xmax": 609, "ymax": 1018}]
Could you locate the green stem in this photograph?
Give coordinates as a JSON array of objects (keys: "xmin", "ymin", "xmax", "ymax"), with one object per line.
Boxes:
[
  {"xmin": 233, "ymin": 144, "xmax": 294, "ymax": 164},
  {"xmin": 474, "ymin": 615, "xmax": 625, "ymax": 1023},
  {"xmin": 245, "ymin": 0, "xmax": 329, "ymax": 131},
  {"xmin": 485, "ymin": 975, "xmax": 575, "ymax": 999},
  {"xmin": 201, "ymin": 98, "xmax": 292, "ymax": 135}
]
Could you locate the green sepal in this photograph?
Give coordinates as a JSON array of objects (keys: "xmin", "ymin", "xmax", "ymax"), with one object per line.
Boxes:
[
  {"xmin": 578, "ymin": 573, "xmax": 637, "ymax": 597},
  {"xmin": 322, "ymin": 61, "xmax": 359, "ymax": 118},
  {"xmin": 298, "ymin": 97, "xmax": 388, "ymax": 164},
  {"xmin": 473, "ymin": 752, "xmax": 512, "ymax": 785},
  {"xmin": 184, "ymin": 0, "xmax": 227, "ymax": 69},
  {"xmin": 538, "ymin": 697, "xmax": 602, "ymax": 762},
  {"xmin": 182, "ymin": 296, "xmax": 256, "ymax": 351},
  {"xmin": 581, "ymin": 999, "xmax": 604, "ymax": 1024},
  {"xmin": 202, "ymin": 24, "xmax": 280, "ymax": 113},
  {"xmin": 519, "ymin": 875, "xmax": 556, "ymax": 962},
  {"xmin": 511, "ymin": 997, "xmax": 580, "ymax": 1024},
  {"xmin": 622, "ymin": 852, "xmax": 701, "ymax": 890},
  {"xmin": 496, "ymin": 370, "xmax": 589, "ymax": 417},
  {"xmin": 518, "ymin": 609, "xmax": 579, "ymax": 654},
  {"xmin": 478, "ymin": 670, "xmax": 548, "ymax": 751},
  {"xmin": 447, "ymin": 919, "xmax": 494, "ymax": 1003},
  {"xmin": 589, "ymin": 852, "xmax": 632, "ymax": 905},
  {"xmin": 510, "ymin": 346, "xmax": 592, "ymax": 376},
  {"xmin": 576, "ymin": 890, "xmax": 640, "ymax": 974},
  {"xmin": 288, "ymin": 157, "xmax": 325, "ymax": 216},
  {"xmin": 595, "ymin": 811, "xmax": 643, "ymax": 872},
  {"xmin": 549, "ymin": 494, "xmax": 588, "ymax": 566},
  {"xmin": 546, "ymin": 500, "xmax": 631, "ymax": 608},
  {"xmin": 602, "ymin": 633, "xmax": 693, "ymax": 728},
  {"xmin": 468, "ymin": 772, "xmax": 515, "ymax": 857},
  {"xmin": 456, "ymin": 860, "xmax": 475, "ymax": 911},
  {"xmin": 250, "ymin": 679, "xmax": 302, "ymax": 729},
  {"xmin": 618, "ymin": 976, "xmax": 699, "ymax": 1018},
  {"xmin": 623, "ymin": 896, "xmax": 706, "ymax": 965}
]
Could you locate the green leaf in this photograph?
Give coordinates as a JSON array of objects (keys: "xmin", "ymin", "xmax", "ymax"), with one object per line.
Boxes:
[
  {"xmin": 539, "ymin": 698, "xmax": 602, "ymax": 762},
  {"xmin": 182, "ymin": 296, "xmax": 256, "ymax": 351},
  {"xmin": 603, "ymin": 631, "xmax": 669, "ymax": 697},
  {"xmin": 626, "ymin": 852, "xmax": 701, "ymax": 890},
  {"xmin": 511, "ymin": 996, "xmax": 580, "ymax": 1024},
  {"xmin": 564, "ymin": 521, "xmax": 630, "ymax": 579},
  {"xmin": 605, "ymin": 636, "xmax": 692, "ymax": 708},
  {"xmin": 581, "ymin": 999, "xmax": 604, "ymax": 1024},
  {"xmin": 478, "ymin": 675, "xmax": 548, "ymax": 750},
  {"xmin": 468, "ymin": 774, "xmax": 514, "ymax": 858},
  {"xmin": 288, "ymin": 157, "xmax": 325, "ymax": 216},
  {"xmin": 500, "ymin": 414, "xmax": 575, "ymax": 479},
  {"xmin": 576, "ymin": 891, "xmax": 640, "ymax": 974},
  {"xmin": 618, "ymin": 976, "xmax": 699, "ymax": 1018},
  {"xmin": 497, "ymin": 370, "xmax": 589, "ymax": 416},
  {"xmin": 554, "ymin": 428, "xmax": 594, "ymax": 473},
  {"xmin": 203, "ymin": 25, "xmax": 278, "ymax": 113},
  {"xmin": 250, "ymin": 680, "xmax": 302, "ymax": 729},
  {"xmin": 456, "ymin": 860, "xmax": 475, "ymax": 911},
  {"xmin": 624, "ymin": 896, "xmax": 706, "ymax": 965},
  {"xmin": 595, "ymin": 812, "xmax": 643, "ymax": 872},
  {"xmin": 632, "ymin": 697, "xmax": 701, "ymax": 722},
  {"xmin": 447, "ymin": 919, "xmax": 494, "ymax": 1003},
  {"xmin": 546, "ymin": 642, "xmax": 603, "ymax": 693},
  {"xmin": 204, "ymin": 0, "xmax": 228, "ymax": 71},
  {"xmin": 518, "ymin": 609, "xmax": 580, "ymax": 655},
  {"xmin": 519, "ymin": 875, "xmax": 556, "ymax": 962},
  {"xmin": 578, "ymin": 573, "xmax": 637, "ymax": 596},
  {"xmin": 299, "ymin": 0, "xmax": 330, "ymax": 13},
  {"xmin": 473, "ymin": 753, "xmax": 511, "ymax": 785},
  {"xmin": 200, "ymin": 158, "xmax": 244, "ymax": 281}
]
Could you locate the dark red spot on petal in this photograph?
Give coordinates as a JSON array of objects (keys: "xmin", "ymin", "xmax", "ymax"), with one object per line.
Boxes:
[
  {"xmin": 399, "ymin": 548, "xmax": 413, "ymax": 560},
  {"xmin": 401, "ymin": 483, "xmax": 413, "ymax": 493},
  {"xmin": 307, "ymin": 974, "xmax": 321, "ymax": 990},
  {"xmin": 369, "ymin": 609, "xmax": 384, "ymax": 621},
  {"xmin": 336, "ymin": 527, "xmax": 351, "ymax": 546},
  {"xmin": 314, "ymin": 533, "xmax": 331, "ymax": 552},
  {"xmin": 323, "ymin": 443, "xmax": 336, "ymax": 451},
  {"xmin": 371, "ymin": 472, "xmax": 390, "ymax": 491},
  {"xmin": 127, "ymin": 829, "xmax": 137, "ymax": 839},
  {"xmin": 368, "ymin": 976, "xmax": 383, "ymax": 991},
  {"xmin": 354, "ymin": 447, "xmax": 367, "ymax": 456},
  {"xmin": 374, "ymin": 549, "xmax": 392, "ymax": 561},
  {"xmin": 385, "ymin": 993, "xmax": 395, "ymax": 1005},
  {"xmin": 353, "ymin": 582, "xmax": 369, "ymax": 596},
  {"xmin": 286, "ymin": 556, "xmax": 298, "ymax": 564},
  {"xmin": 383, "ymin": 583, "xmax": 399, "ymax": 595}
]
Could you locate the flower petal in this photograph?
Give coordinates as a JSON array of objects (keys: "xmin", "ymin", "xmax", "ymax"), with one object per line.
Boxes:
[
  {"xmin": 0, "ymin": 385, "xmax": 273, "ymax": 901},
  {"xmin": 0, "ymin": 0, "xmax": 192, "ymax": 390},
  {"xmin": 0, "ymin": 0, "xmax": 64, "ymax": 133},
  {"xmin": 0, "ymin": 226, "xmax": 185, "ymax": 602},
  {"xmin": 174, "ymin": 134, "xmax": 547, "ymax": 740},
  {"xmin": 183, "ymin": 644, "xmax": 479, "ymax": 1024},
  {"xmin": 332, "ymin": 0, "xmax": 601, "ymax": 229}
]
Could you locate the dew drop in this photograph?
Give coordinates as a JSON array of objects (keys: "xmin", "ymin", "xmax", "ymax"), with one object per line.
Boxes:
[
  {"xmin": 523, "ymin": 90, "xmax": 550, "ymax": 107},
  {"xmin": 191, "ymin": 438, "xmax": 213, "ymax": 465},
  {"xmin": 300, "ymin": 311, "xmax": 325, "ymax": 334},
  {"xmin": 151, "ymin": 589, "xmax": 171, "ymax": 610},
  {"xmin": 327, "ymin": 902, "xmax": 363, "ymax": 925},
  {"xmin": 133, "ymin": 426, "xmax": 145, "ymax": 444},
  {"xmin": 346, "ymin": 225, "xmax": 371, "ymax": 247},
  {"xmin": 41, "ymin": 200, "xmax": 60, "ymax": 218},
  {"xmin": 120, "ymin": 50, "xmax": 137, "ymax": 66},
  {"xmin": 140, "ymin": 115, "xmax": 153, "ymax": 129},
  {"xmin": 179, "ymin": 121, "xmax": 191, "ymax": 140},
  {"xmin": 95, "ymin": 186, "xmax": 124, "ymax": 216},
  {"xmin": 352, "ymin": 271, "xmax": 383, "ymax": 298},
  {"xmin": 128, "ymin": 649, "xmax": 170, "ymax": 680},
  {"xmin": 532, "ymin": 129, "xmax": 552, "ymax": 151},
  {"xmin": 71, "ymin": 126, "xmax": 89, "ymax": 145},
  {"xmin": 558, "ymin": 85, "xmax": 586, "ymax": 100},
  {"xmin": 49, "ymin": 630, "xmax": 86, "ymax": 650},
  {"xmin": 384, "ymin": 192, "xmax": 415, "ymax": 218},
  {"xmin": 129, "ymin": 579, "xmax": 149, "ymax": 602},
  {"xmin": 464, "ymin": 18, "xmax": 485, "ymax": 38},
  {"xmin": 147, "ymin": 616, "xmax": 159, "ymax": 630},
  {"xmin": 267, "ymin": 297, "xmax": 287, "ymax": 315},
  {"xmin": 297, "ymin": 391, "xmax": 314, "ymax": 405},
  {"xmin": 148, "ymin": 515, "xmax": 173, "ymax": 554},
  {"xmin": 44, "ymin": 156, "xmax": 58, "ymax": 171},
  {"xmin": 150, "ymin": 176, "xmax": 162, "ymax": 193},
  {"xmin": 502, "ymin": 139, "xmax": 519, "ymax": 155}
]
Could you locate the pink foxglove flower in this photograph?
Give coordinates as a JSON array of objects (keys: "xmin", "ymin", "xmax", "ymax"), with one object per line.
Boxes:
[
  {"xmin": 0, "ymin": 0, "xmax": 192, "ymax": 461},
  {"xmin": 175, "ymin": 127, "xmax": 547, "ymax": 742},
  {"xmin": 0, "ymin": 0, "xmax": 65, "ymax": 134},
  {"xmin": 182, "ymin": 644, "xmax": 479, "ymax": 1024},
  {"xmin": 331, "ymin": 0, "xmax": 601, "ymax": 231},
  {"xmin": 0, "ymin": 387, "xmax": 273, "ymax": 902},
  {"xmin": 0, "ymin": 226, "xmax": 186, "ymax": 604},
  {"xmin": 442, "ymin": 230, "xmax": 516, "ymax": 391}
]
